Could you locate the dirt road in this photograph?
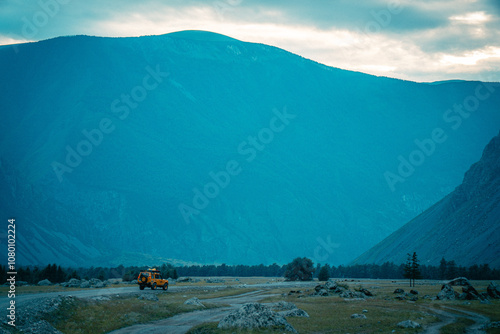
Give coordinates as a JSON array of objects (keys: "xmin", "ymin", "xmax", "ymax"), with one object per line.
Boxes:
[
  {"xmin": 422, "ymin": 306, "xmax": 489, "ymax": 334},
  {"xmin": 109, "ymin": 290, "xmax": 278, "ymax": 334}
]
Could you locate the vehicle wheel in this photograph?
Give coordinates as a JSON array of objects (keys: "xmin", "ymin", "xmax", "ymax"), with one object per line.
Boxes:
[
  {"xmin": 139, "ymin": 285, "xmax": 145, "ymax": 290},
  {"xmin": 140, "ymin": 274, "xmax": 148, "ymax": 283},
  {"xmin": 151, "ymin": 283, "xmax": 157, "ymax": 290},
  {"xmin": 163, "ymin": 283, "xmax": 168, "ymax": 291}
]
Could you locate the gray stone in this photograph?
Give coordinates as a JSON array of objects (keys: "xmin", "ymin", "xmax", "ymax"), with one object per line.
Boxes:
[
  {"xmin": 437, "ymin": 284, "xmax": 458, "ymax": 300},
  {"xmin": 487, "ymin": 282, "xmax": 500, "ymax": 299},
  {"xmin": 446, "ymin": 277, "xmax": 470, "ymax": 286},
  {"xmin": 351, "ymin": 313, "xmax": 367, "ymax": 319},
  {"xmin": 317, "ymin": 289, "xmax": 329, "ymax": 296},
  {"xmin": 65, "ymin": 278, "xmax": 81, "ymax": 287},
  {"xmin": 397, "ymin": 320, "xmax": 421, "ymax": 328},
  {"xmin": 138, "ymin": 294, "xmax": 159, "ymax": 301},
  {"xmin": 279, "ymin": 308, "xmax": 309, "ymax": 318},
  {"xmin": 269, "ymin": 301, "xmax": 298, "ymax": 311},
  {"xmin": 80, "ymin": 280, "xmax": 90, "ymax": 288},
  {"xmin": 360, "ymin": 288, "xmax": 373, "ymax": 297},
  {"xmin": 37, "ymin": 279, "xmax": 52, "ymax": 286},
  {"xmin": 218, "ymin": 303, "xmax": 297, "ymax": 333},
  {"xmin": 409, "ymin": 289, "xmax": 419, "ymax": 295},
  {"xmin": 184, "ymin": 297, "xmax": 205, "ymax": 307},
  {"xmin": 340, "ymin": 290, "xmax": 365, "ymax": 299},
  {"xmin": 393, "ymin": 288, "xmax": 404, "ymax": 294}
]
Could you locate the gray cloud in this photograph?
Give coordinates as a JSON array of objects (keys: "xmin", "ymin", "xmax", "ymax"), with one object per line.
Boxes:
[{"xmin": 0, "ymin": 0, "xmax": 498, "ymax": 82}]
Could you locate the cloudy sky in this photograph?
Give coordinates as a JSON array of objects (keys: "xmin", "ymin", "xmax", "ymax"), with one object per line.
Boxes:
[{"xmin": 1, "ymin": 0, "xmax": 499, "ymax": 82}]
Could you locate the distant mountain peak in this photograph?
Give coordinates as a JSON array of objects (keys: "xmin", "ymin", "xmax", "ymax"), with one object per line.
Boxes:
[{"xmin": 165, "ymin": 30, "xmax": 240, "ymax": 42}]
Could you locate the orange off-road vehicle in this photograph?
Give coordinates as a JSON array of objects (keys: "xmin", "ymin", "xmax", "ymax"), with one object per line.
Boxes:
[{"xmin": 137, "ymin": 268, "xmax": 169, "ymax": 290}]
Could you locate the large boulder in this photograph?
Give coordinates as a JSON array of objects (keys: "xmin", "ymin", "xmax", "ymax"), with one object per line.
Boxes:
[
  {"xmin": 462, "ymin": 284, "xmax": 480, "ymax": 300},
  {"xmin": 446, "ymin": 277, "xmax": 471, "ymax": 286},
  {"xmin": 218, "ymin": 303, "xmax": 297, "ymax": 333},
  {"xmin": 487, "ymin": 282, "xmax": 500, "ymax": 299},
  {"xmin": 394, "ymin": 288, "xmax": 404, "ymax": 294},
  {"xmin": 79, "ymin": 280, "xmax": 90, "ymax": 288},
  {"xmin": 437, "ymin": 284, "xmax": 459, "ymax": 300},
  {"xmin": 37, "ymin": 279, "xmax": 52, "ymax": 286},
  {"xmin": 63, "ymin": 278, "xmax": 81, "ymax": 288}
]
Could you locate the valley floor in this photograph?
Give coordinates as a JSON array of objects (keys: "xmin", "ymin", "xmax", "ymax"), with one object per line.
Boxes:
[{"xmin": 1, "ymin": 278, "xmax": 498, "ymax": 333}]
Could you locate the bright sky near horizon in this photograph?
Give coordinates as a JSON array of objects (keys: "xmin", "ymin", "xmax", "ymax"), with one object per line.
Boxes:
[{"xmin": 1, "ymin": 0, "xmax": 499, "ymax": 82}]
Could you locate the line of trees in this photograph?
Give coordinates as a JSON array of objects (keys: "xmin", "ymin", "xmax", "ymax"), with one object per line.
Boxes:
[{"xmin": 1, "ymin": 257, "xmax": 498, "ymax": 284}]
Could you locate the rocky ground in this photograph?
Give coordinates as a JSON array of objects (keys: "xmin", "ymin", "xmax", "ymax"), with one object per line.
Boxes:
[{"xmin": 1, "ymin": 277, "xmax": 499, "ymax": 333}]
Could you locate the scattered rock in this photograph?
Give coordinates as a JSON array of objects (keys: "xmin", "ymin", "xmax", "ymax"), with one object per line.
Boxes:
[
  {"xmin": 437, "ymin": 284, "xmax": 458, "ymax": 300},
  {"xmin": 269, "ymin": 301, "xmax": 298, "ymax": 311},
  {"xmin": 359, "ymin": 288, "xmax": 373, "ymax": 297},
  {"xmin": 340, "ymin": 291, "xmax": 365, "ymax": 299},
  {"xmin": 218, "ymin": 303, "xmax": 297, "ymax": 333},
  {"xmin": 138, "ymin": 294, "xmax": 159, "ymax": 302},
  {"xmin": 184, "ymin": 297, "xmax": 205, "ymax": 307},
  {"xmin": 393, "ymin": 288, "xmax": 404, "ymax": 294},
  {"xmin": 80, "ymin": 280, "xmax": 90, "ymax": 288},
  {"xmin": 64, "ymin": 278, "xmax": 81, "ymax": 287},
  {"xmin": 351, "ymin": 313, "xmax": 367, "ymax": 319},
  {"xmin": 394, "ymin": 295, "xmax": 406, "ymax": 301},
  {"xmin": 37, "ymin": 279, "xmax": 52, "ymax": 286},
  {"xmin": 480, "ymin": 299, "xmax": 492, "ymax": 304},
  {"xmin": 278, "ymin": 309, "xmax": 310, "ymax": 318},
  {"xmin": 409, "ymin": 289, "xmax": 419, "ymax": 295},
  {"xmin": 362, "ymin": 309, "xmax": 368, "ymax": 313},
  {"xmin": 410, "ymin": 296, "xmax": 419, "ymax": 301},
  {"xmin": 487, "ymin": 282, "xmax": 500, "ymax": 299},
  {"xmin": 397, "ymin": 320, "xmax": 421, "ymax": 328},
  {"xmin": 15, "ymin": 296, "xmax": 70, "ymax": 333},
  {"xmin": 91, "ymin": 296, "xmax": 111, "ymax": 302},
  {"xmin": 288, "ymin": 290, "xmax": 303, "ymax": 295},
  {"xmin": 205, "ymin": 278, "xmax": 225, "ymax": 284},
  {"xmin": 317, "ymin": 289, "xmax": 329, "ymax": 297}
]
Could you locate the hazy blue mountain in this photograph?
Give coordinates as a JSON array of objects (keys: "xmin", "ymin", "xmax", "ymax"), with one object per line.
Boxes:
[
  {"xmin": 0, "ymin": 31, "xmax": 499, "ymax": 266},
  {"xmin": 353, "ymin": 131, "xmax": 500, "ymax": 267}
]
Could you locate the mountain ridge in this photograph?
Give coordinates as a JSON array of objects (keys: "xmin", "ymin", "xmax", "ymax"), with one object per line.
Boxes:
[
  {"xmin": 353, "ymin": 131, "xmax": 500, "ymax": 267},
  {"xmin": 1, "ymin": 32, "xmax": 499, "ymax": 266}
]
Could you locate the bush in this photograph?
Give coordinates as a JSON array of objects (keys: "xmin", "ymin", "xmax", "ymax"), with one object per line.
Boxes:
[{"xmin": 284, "ymin": 257, "xmax": 315, "ymax": 281}]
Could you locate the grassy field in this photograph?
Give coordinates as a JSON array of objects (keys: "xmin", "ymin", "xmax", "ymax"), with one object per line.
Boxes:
[
  {"xmin": 187, "ymin": 279, "xmax": 500, "ymax": 334},
  {"xmin": 45, "ymin": 288, "xmax": 254, "ymax": 334},
  {"xmin": 4, "ymin": 278, "xmax": 500, "ymax": 333}
]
